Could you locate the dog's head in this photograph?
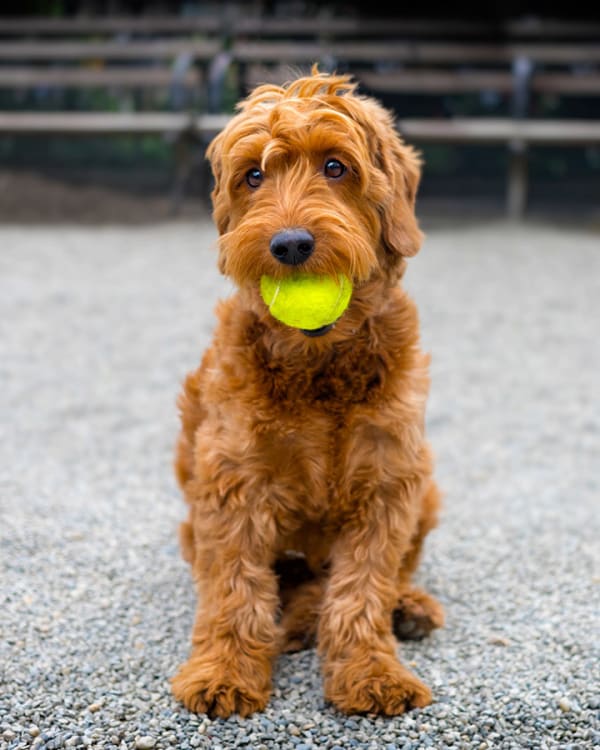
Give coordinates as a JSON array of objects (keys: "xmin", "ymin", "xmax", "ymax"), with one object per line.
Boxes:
[{"xmin": 207, "ymin": 68, "xmax": 423, "ymax": 296}]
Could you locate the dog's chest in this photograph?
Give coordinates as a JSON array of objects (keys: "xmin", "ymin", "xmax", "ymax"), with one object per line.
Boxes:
[
  {"xmin": 256, "ymin": 339, "xmax": 385, "ymax": 414},
  {"xmin": 250, "ymin": 402, "xmax": 364, "ymax": 534},
  {"xmin": 246, "ymin": 341, "xmax": 390, "ymax": 523}
]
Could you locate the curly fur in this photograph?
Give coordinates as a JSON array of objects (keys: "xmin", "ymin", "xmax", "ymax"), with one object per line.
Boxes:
[{"xmin": 171, "ymin": 69, "xmax": 444, "ymax": 718}]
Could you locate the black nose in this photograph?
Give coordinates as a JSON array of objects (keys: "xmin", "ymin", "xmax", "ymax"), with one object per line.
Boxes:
[{"xmin": 269, "ymin": 228, "xmax": 315, "ymax": 265}]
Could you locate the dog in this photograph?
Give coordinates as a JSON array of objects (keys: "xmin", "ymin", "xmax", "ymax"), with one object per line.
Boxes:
[{"xmin": 171, "ymin": 69, "xmax": 444, "ymax": 718}]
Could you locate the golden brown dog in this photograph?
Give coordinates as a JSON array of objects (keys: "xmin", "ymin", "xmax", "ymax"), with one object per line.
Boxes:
[{"xmin": 171, "ymin": 69, "xmax": 444, "ymax": 718}]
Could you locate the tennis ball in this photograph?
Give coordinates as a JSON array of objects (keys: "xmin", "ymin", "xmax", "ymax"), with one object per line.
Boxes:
[{"xmin": 260, "ymin": 273, "xmax": 352, "ymax": 331}]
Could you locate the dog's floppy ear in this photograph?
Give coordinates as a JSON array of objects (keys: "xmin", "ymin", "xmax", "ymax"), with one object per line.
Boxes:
[
  {"xmin": 205, "ymin": 129, "xmax": 229, "ymax": 236},
  {"xmin": 205, "ymin": 129, "xmax": 231, "ymax": 275},
  {"xmin": 365, "ymin": 101, "xmax": 424, "ymax": 268},
  {"xmin": 379, "ymin": 137, "xmax": 423, "ymax": 259}
]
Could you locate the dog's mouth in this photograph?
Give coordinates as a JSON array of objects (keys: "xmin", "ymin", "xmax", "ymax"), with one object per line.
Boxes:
[{"xmin": 300, "ymin": 323, "xmax": 335, "ymax": 337}]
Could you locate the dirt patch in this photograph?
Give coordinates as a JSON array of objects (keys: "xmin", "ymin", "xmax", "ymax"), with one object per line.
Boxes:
[{"xmin": 0, "ymin": 169, "xmax": 211, "ymax": 225}]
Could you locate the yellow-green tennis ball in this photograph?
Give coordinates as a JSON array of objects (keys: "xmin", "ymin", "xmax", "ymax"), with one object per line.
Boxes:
[{"xmin": 260, "ymin": 273, "xmax": 352, "ymax": 330}]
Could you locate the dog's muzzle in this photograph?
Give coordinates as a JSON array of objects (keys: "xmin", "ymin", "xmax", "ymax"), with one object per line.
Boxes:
[{"xmin": 269, "ymin": 228, "xmax": 338, "ymax": 336}]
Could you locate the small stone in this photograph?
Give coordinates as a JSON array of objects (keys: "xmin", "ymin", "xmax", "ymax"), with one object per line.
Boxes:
[
  {"xmin": 66, "ymin": 531, "xmax": 85, "ymax": 541},
  {"xmin": 3, "ymin": 730, "xmax": 16, "ymax": 741},
  {"xmin": 558, "ymin": 697, "xmax": 571, "ymax": 712},
  {"xmin": 135, "ymin": 736, "xmax": 156, "ymax": 749},
  {"xmin": 29, "ymin": 726, "xmax": 41, "ymax": 737},
  {"xmin": 487, "ymin": 634, "xmax": 511, "ymax": 647}
]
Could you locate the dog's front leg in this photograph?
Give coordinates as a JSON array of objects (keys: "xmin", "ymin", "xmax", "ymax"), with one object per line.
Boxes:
[
  {"xmin": 171, "ymin": 496, "xmax": 280, "ymax": 717},
  {"xmin": 318, "ymin": 424, "xmax": 433, "ymax": 715},
  {"xmin": 319, "ymin": 508, "xmax": 432, "ymax": 715}
]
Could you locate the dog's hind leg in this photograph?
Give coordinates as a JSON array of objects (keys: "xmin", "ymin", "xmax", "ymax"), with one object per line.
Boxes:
[
  {"xmin": 392, "ymin": 586, "xmax": 444, "ymax": 640},
  {"xmin": 275, "ymin": 555, "xmax": 323, "ymax": 652},
  {"xmin": 280, "ymin": 579, "xmax": 324, "ymax": 652},
  {"xmin": 392, "ymin": 479, "xmax": 445, "ymax": 640}
]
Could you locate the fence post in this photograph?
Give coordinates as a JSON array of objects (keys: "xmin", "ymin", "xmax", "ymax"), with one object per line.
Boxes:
[{"xmin": 508, "ymin": 56, "xmax": 534, "ymax": 219}]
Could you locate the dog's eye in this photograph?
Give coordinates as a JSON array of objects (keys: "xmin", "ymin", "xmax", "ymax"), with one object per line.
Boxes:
[
  {"xmin": 245, "ymin": 167, "xmax": 263, "ymax": 189},
  {"xmin": 323, "ymin": 159, "xmax": 346, "ymax": 179}
]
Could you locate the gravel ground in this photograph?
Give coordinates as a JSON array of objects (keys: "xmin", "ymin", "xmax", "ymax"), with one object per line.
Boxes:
[{"xmin": 1, "ymin": 218, "xmax": 599, "ymax": 750}]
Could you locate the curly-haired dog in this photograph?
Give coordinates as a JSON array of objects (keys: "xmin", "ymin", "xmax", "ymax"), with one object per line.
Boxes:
[{"xmin": 171, "ymin": 69, "xmax": 444, "ymax": 718}]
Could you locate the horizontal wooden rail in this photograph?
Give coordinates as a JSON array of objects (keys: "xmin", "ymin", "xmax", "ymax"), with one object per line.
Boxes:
[
  {"xmin": 231, "ymin": 40, "xmax": 600, "ymax": 65},
  {"xmin": 1, "ymin": 16, "xmax": 598, "ymax": 40},
  {"xmin": 347, "ymin": 70, "xmax": 515, "ymax": 94},
  {"xmin": 396, "ymin": 118, "xmax": 600, "ymax": 144},
  {"xmin": 1, "ymin": 112, "xmax": 599, "ymax": 146},
  {"xmin": 0, "ymin": 16, "xmax": 223, "ymax": 35},
  {"xmin": 230, "ymin": 18, "xmax": 496, "ymax": 37},
  {"xmin": 357, "ymin": 70, "xmax": 600, "ymax": 96},
  {"xmin": 0, "ymin": 67, "xmax": 201, "ymax": 88},
  {"xmin": 0, "ymin": 111, "xmax": 230, "ymax": 134},
  {"xmin": 0, "ymin": 39, "xmax": 221, "ymax": 60}
]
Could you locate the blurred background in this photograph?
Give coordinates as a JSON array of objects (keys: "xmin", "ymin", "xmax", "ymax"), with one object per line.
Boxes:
[{"xmin": 0, "ymin": 0, "xmax": 599, "ymax": 224}]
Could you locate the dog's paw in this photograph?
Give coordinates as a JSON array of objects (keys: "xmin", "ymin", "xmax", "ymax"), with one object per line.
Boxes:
[
  {"xmin": 171, "ymin": 656, "xmax": 270, "ymax": 718},
  {"xmin": 392, "ymin": 587, "xmax": 445, "ymax": 641},
  {"xmin": 324, "ymin": 656, "xmax": 431, "ymax": 716}
]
